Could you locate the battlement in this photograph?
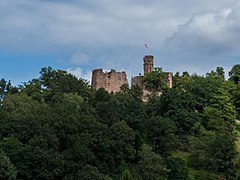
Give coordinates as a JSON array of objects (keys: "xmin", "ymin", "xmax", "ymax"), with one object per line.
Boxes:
[
  {"xmin": 91, "ymin": 68, "xmax": 128, "ymax": 93},
  {"xmin": 92, "ymin": 69, "xmax": 104, "ymax": 73},
  {"xmin": 91, "ymin": 55, "xmax": 172, "ymax": 100},
  {"xmin": 144, "ymin": 55, "xmax": 154, "ymax": 61},
  {"xmin": 143, "ymin": 55, "xmax": 154, "ymax": 75},
  {"xmin": 131, "ymin": 55, "xmax": 173, "ymax": 102}
]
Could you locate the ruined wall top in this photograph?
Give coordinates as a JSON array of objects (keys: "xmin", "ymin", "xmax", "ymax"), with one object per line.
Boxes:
[
  {"xmin": 143, "ymin": 55, "xmax": 154, "ymax": 75},
  {"xmin": 92, "ymin": 55, "xmax": 172, "ymax": 100},
  {"xmin": 91, "ymin": 68, "xmax": 128, "ymax": 93}
]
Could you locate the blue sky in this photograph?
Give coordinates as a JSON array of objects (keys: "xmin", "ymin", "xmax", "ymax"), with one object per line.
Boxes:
[{"xmin": 0, "ymin": 0, "xmax": 240, "ymax": 85}]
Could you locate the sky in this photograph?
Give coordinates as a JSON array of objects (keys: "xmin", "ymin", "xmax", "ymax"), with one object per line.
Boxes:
[{"xmin": 0, "ymin": 0, "xmax": 240, "ymax": 85}]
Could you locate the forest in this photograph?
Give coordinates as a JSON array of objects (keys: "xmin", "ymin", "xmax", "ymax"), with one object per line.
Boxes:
[{"xmin": 1, "ymin": 65, "xmax": 240, "ymax": 180}]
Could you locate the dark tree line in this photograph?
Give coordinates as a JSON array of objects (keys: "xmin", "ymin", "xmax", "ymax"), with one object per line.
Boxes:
[{"xmin": 0, "ymin": 65, "xmax": 240, "ymax": 179}]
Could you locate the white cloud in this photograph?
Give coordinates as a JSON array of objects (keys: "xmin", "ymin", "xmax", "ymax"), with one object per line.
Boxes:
[
  {"xmin": 69, "ymin": 52, "xmax": 89, "ymax": 65},
  {"xmin": 0, "ymin": 0, "xmax": 236, "ymax": 52},
  {"xmin": 66, "ymin": 67, "xmax": 92, "ymax": 83},
  {"xmin": 155, "ymin": 2, "xmax": 240, "ymax": 76},
  {"xmin": 166, "ymin": 2, "xmax": 240, "ymax": 54},
  {"xmin": 1, "ymin": 0, "xmax": 240, "ymax": 80}
]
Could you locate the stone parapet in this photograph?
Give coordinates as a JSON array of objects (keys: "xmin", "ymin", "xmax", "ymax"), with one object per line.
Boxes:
[{"xmin": 91, "ymin": 69, "xmax": 128, "ymax": 93}]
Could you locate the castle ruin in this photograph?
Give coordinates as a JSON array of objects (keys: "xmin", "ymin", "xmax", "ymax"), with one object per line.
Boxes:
[
  {"xmin": 91, "ymin": 69, "xmax": 128, "ymax": 93},
  {"xmin": 143, "ymin": 55, "xmax": 154, "ymax": 75},
  {"xmin": 131, "ymin": 55, "xmax": 173, "ymax": 102},
  {"xmin": 91, "ymin": 55, "xmax": 172, "ymax": 101}
]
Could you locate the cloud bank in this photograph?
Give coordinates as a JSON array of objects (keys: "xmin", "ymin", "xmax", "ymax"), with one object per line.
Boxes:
[
  {"xmin": 0, "ymin": 0, "xmax": 236, "ymax": 51},
  {"xmin": 69, "ymin": 52, "xmax": 90, "ymax": 65},
  {"xmin": 66, "ymin": 67, "xmax": 92, "ymax": 82},
  {"xmin": 166, "ymin": 4, "xmax": 240, "ymax": 55},
  {"xmin": 0, "ymin": 0, "xmax": 240, "ymax": 82},
  {"xmin": 161, "ymin": 1, "xmax": 240, "ymax": 75}
]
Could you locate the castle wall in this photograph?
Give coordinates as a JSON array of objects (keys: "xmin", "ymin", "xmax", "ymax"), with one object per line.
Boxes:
[
  {"xmin": 131, "ymin": 56, "xmax": 173, "ymax": 102},
  {"xmin": 91, "ymin": 69, "xmax": 128, "ymax": 93},
  {"xmin": 166, "ymin": 72, "xmax": 173, "ymax": 88},
  {"xmin": 143, "ymin": 55, "xmax": 154, "ymax": 75},
  {"xmin": 131, "ymin": 76, "xmax": 143, "ymax": 89},
  {"xmin": 131, "ymin": 76, "xmax": 163, "ymax": 102},
  {"xmin": 92, "ymin": 55, "xmax": 172, "ymax": 100}
]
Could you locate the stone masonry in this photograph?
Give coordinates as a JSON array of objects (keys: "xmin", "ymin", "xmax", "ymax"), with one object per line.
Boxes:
[
  {"xmin": 131, "ymin": 55, "xmax": 173, "ymax": 102},
  {"xmin": 91, "ymin": 55, "xmax": 172, "ymax": 101},
  {"xmin": 143, "ymin": 55, "xmax": 154, "ymax": 75},
  {"xmin": 91, "ymin": 69, "xmax": 128, "ymax": 93}
]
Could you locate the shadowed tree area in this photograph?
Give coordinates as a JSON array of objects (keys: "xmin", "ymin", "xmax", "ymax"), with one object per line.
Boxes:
[{"xmin": 0, "ymin": 66, "xmax": 240, "ymax": 179}]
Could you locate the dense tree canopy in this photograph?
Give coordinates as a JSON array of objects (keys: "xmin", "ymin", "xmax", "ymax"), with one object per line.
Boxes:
[
  {"xmin": 0, "ymin": 66, "xmax": 240, "ymax": 179},
  {"xmin": 229, "ymin": 64, "xmax": 240, "ymax": 84}
]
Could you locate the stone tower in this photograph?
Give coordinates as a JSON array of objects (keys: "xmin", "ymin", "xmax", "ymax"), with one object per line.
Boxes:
[
  {"xmin": 166, "ymin": 72, "xmax": 173, "ymax": 88},
  {"xmin": 143, "ymin": 55, "xmax": 154, "ymax": 75},
  {"xmin": 91, "ymin": 69, "xmax": 128, "ymax": 93},
  {"xmin": 131, "ymin": 55, "xmax": 173, "ymax": 102}
]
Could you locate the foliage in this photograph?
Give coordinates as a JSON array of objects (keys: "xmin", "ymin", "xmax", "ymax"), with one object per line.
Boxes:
[
  {"xmin": 0, "ymin": 65, "xmax": 240, "ymax": 179},
  {"xmin": 0, "ymin": 79, "xmax": 11, "ymax": 102},
  {"xmin": 165, "ymin": 155, "xmax": 189, "ymax": 180},
  {"xmin": 229, "ymin": 64, "xmax": 240, "ymax": 84},
  {"xmin": 137, "ymin": 144, "xmax": 166, "ymax": 180},
  {"xmin": 76, "ymin": 165, "xmax": 112, "ymax": 180},
  {"xmin": 207, "ymin": 134, "xmax": 238, "ymax": 178},
  {"xmin": 144, "ymin": 116, "xmax": 178, "ymax": 154},
  {"xmin": 119, "ymin": 169, "xmax": 134, "ymax": 180},
  {"xmin": 0, "ymin": 150, "xmax": 17, "ymax": 180},
  {"xmin": 142, "ymin": 68, "xmax": 169, "ymax": 91},
  {"xmin": 202, "ymin": 107, "xmax": 225, "ymax": 133}
]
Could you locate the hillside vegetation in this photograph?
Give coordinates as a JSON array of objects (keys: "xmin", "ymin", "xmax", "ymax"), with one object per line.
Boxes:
[{"xmin": 1, "ymin": 65, "xmax": 240, "ymax": 179}]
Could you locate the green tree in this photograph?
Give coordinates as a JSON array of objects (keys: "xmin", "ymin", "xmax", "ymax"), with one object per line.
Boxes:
[
  {"xmin": 110, "ymin": 121, "xmax": 136, "ymax": 164},
  {"xmin": 1, "ymin": 65, "xmax": 239, "ymax": 179},
  {"xmin": 96, "ymin": 101, "xmax": 118, "ymax": 126},
  {"xmin": 232, "ymin": 82, "xmax": 240, "ymax": 116},
  {"xmin": 216, "ymin": 67, "xmax": 225, "ymax": 78},
  {"xmin": 144, "ymin": 116, "xmax": 178, "ymax": 154},
  {"xmin": 112, "ymin": 86, "xmax": 146, "ymax": 131},
  {"xmin": 22, "ymin": 79, "xmax": 44, "ymax": 102},
  {"xmin": 39, "ymin": 67, "xmax": 92, "ymax": 99},
  {"xmin": 138, "ymin": 144, "xmax": 166, "ymax": 180},
  {"xmin": 119, "ymin": 169, "xmax": 134, "ymax": 180},
  {"xmin": 186, "ymin": 74, "xmax": 225, "ymax": 111},
  {"xmin": 1, "ymin": 93, "xmax": 50, "ymax": 143},
  {"xmin": 147, "ymin": 89, "xmax": 201, "ymax": 136},
  {"xmin": 51, "ymin": 93, "xmax": 84, "ymax": 115},
  {"xmin": 206, "ymin": 67, "xmax": 225, "ymax": 79},
  {"xmin": 0, "ymin": 93, "xmax": 62, "ymax": 179},
  {"xmin": 0, "ymin": 79, "xmax": 18, "ymax": 103},
  {"xmin": 76, "ymin": 165, "xmax": 112, "ymax": 180},
  {"xmin": 39, "ymin": 66, "xmax": 66, "ymax": 89},
  {"xmin": 0, "ymin": 79, "xmax": 11, "ymax": 102},
  {"xmin": 0, "ymin": 150, "xmax": 17, "ymax": 180},
  {"xmin": 0, "ymin": 137, "xmax": 37, "ymax": 179},
  {"xmin": 165, "ymin": 155, "xmax": 189, "ymax": 180},
  {"xmin": 208, "ymin": 87, "xmax": 236, "ymax": 133},
  {"xmin": 173, "ymin": 71, "xmax": 191, "ymax": 90},
  {"xmin": 94, "ymin": 88, "xmax": 111, "ymax": 103},
  {"xmin": 189, "ymin": 129, "xmax": 215, "ymax": 168},
  {"xmin": 49, "ymin": 93, "xmax": 97, "ymax": 176},
  {"xmin": 202, "ymin": 107, "xmax": 225, "ymax": 133},
  {"xmin": 142, "ymin": 68, "xmax": 169, "ymax": 91},
  {"xmin": 207, "ymin": 134, "xmax": 238, "ymax": 178},
  {"xmin": 229, "ymin": 64, "xmax": 240, "ymax": 84}
]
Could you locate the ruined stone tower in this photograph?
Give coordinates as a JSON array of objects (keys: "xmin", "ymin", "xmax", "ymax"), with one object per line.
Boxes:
[
  {"xmin": 91, "ymin": 69, "xmax": 128, "ymax": 93},
  {"xmin": 91, "ymin": 54, "xmax": 172, "ymax": 99},
  {"xmin": 132, "ymin": 55, "xmax": 173, "ymax": 102},
  {"xmin": 166, "ymin": 72, "xmax": 173, "ymax": 88},
  {"xmin": 143, "ymin": 55, "xmax": 154, "ymax": 75}
]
